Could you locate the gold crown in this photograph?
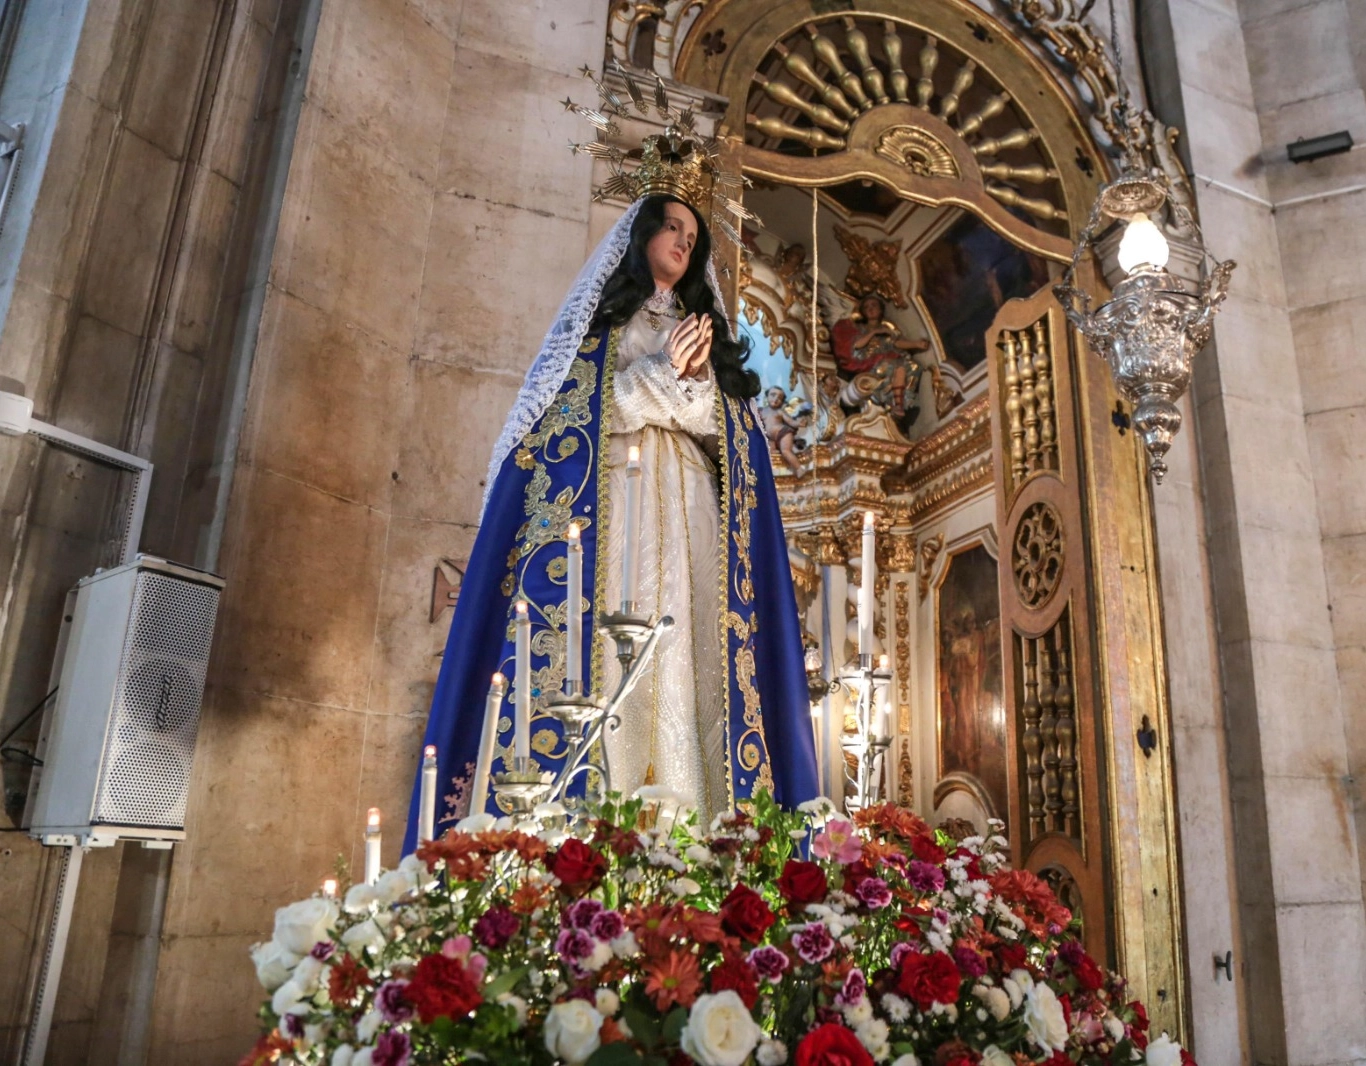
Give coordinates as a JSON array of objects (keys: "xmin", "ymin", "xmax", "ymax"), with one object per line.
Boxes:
[{"xmin": 565, "ymin": 60, "xmax": 755, "ymax": 244}]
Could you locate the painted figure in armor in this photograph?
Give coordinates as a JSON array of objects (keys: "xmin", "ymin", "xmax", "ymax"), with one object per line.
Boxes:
[
  {"xmin": 830, "ymin": 294, "xmax": 931, "ymax": 421},
  {"xmin": 403, "ymin": 193, "xmax": 820, "ymax": 851}
]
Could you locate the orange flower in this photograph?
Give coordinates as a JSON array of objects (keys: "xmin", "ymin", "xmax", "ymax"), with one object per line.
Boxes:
[
  {"xmin": 600, "ymin": 1017, "xmax": 629, "ymax": 1044},
  {"xmin": 678, "ymin": 906, "xmax": 729, "ymax": 946},
  {"xmin": 509, "ymin": 881, "xmax": 552, "ymax": 916},
  {"xmin": 854, "ymin": 803, "xmax": 932, "ymax": 842},
  {"xmin": 237, "ymin": 1031, "xmax": 293, "ymax": 1066},
  {"xmin": 628, "ymin": 902, "xmax": 685, "ymax": 953},
  {"xmin": 991, "ymin": 869, "xmax": 1072, "ymax": 936},
  {"xmin": 643, "ymin": 948, "xmax": 703, "ymax": 1011}
]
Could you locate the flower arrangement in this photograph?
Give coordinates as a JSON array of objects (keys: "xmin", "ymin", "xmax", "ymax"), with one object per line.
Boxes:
[{"xmin": 242, "ymin": 792, "xmax": 1191, "ymax": 1066}]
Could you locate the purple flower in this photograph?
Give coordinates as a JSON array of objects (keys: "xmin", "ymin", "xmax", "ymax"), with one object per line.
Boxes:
[
  {"xmin": 590, "ymin": 909, "xmax": 625, "ymax": 942},
  {"xmin": 889, "ymin": 941, "xmax": 913, "ymax": 969},
  {"xmin": 1057, "ymin": 940, "xmax": 1086, "ymax": 967},
  {"xmin": 932, "ymin": 908, "xmax": 951, "ymax": 925},
  {"xmin": 309, "ymin": 940, "xmax": 335, "ymax": 961},
  {"xmin": 793, "ymin": 921, "xmax": 835, "ymax": 964},
  {"xmin": 906, "ymin": 861, "xmax": 946, "ymax": 894},
  {"xmin": 282, "ymin": 1013, "xmax": 305, "ymax": 1037},
  {"xmin": 556, "ymin": 927, "xmax": 595, "ymax": 962},
  {"xmin": 376, "ymin": 978, "xmax": 414, "ymax": 1023},
  {"xmin": 748, "ymin": 945, "xmax": 791, "ymax": 982},
  {"xmin": 473, "ymin": 906, "xmax": 521, "ymax": 949},
  {"xmin": 373, "ymin": 1030, "xmax": 411, "ymax": 1066},
  {"xmin": 953, "ymin": 945, "xmax": 987, "ymax": 978},
  {"xmin": 836, "ymin": 968, "xmax": 867, "ymax": 1006},
  {"xmin": 565, "ymin": 898, "xmax": 604, "ymax": 930},
  {"xmin": 855, "ymin": 876, "xmax": 892, "ymax": 910}
]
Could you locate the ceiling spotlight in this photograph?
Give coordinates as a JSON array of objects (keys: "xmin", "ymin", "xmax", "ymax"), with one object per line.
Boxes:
[{"xmin": 1287, "ymin": 131, "xmax": 1354, "ymax": 165}]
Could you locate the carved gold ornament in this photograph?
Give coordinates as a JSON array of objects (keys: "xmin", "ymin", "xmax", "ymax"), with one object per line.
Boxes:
[
  {"xmin": 875, "ymin": 126, "xmax": 958, "ymax": 179},
  {"xmin": 1012, "ymin": 501, "xmax": 1064, "ymax": 609},
  {"xmin": 834, "ymin": 224, "xmax": 909, "ymax": 309}
]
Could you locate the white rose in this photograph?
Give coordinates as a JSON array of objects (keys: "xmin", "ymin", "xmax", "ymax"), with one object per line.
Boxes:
[
  {"xmin": 595, "ymin": 988, "xmax": 621, "ymax": 1016},
  {"xmin": 293, "ymin": 955, "xmax": 325, "ymax": 995},
  {"xmin": 375, "ymin": 867, "xmax": 417, "ymax": 904},
  {"xmin": 343, "ymin": 883, "xmax": 382, "ymax": 914},
  {"xmin": 1104, "ymin": 1015, "xmax": 1126, "ymax": 1042},
  {"xmin": 356, "ymin": 1009, "xmax": 383, "ymax": 1043},
  {"xmin": 1146, "ymin": 1035, "xmax": 1183, "ymax": 1066},
  {"xmin": 271, "ymin": 979, "xmax": 306, "ymax": 1016},
  {"xmin": 352, "ymin": 1051, "xmax": 374, "ymax": 1066},
  {"xmin": 332, "ymin": 1046, "xmax": 356, "ymax": 1066},
  {"xmin": 1024, "ymin": 983, "xmax": 1068, "ymax": 1052},
  {"xmin": 757, "ymin": 1040, "xmax": 788, "ymax": 1066},
  {"xmin": 892, "ymin": 1055, "xmax": 920, "ymax": 1066},
  {"xmin": 457, "ymin": 812, "xmax": 497, "ymax": 832},
  {"xmin": 680, "ymin": 990, "xmax": 762, "ymax": 1066},
  {"xmin": 982, "ymin": 1046, "xmax": 1013, "ymax": 1066},
  {"xmin": 544, "ymin": 999, "xmax": 604, "ymax": 1065},
  {"xmin": 498, "ymin": 992, "xmax": 529, "ymax": 1028},
  {"xmin": 341, "ymin": 918, "xmax": 386, "ymax": 953},
  {"xmin": 250, "ymin": 940, "xmax": 302, "ymax": 991},
  {"xmin": 273, "ymin": 898, "xmax": 339, "ymax": 956}
]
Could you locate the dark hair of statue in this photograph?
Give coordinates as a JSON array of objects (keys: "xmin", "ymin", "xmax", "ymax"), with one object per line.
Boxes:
[{"xmin": 591, "ymin": 194, "xmax": 759, "ymax": 400}]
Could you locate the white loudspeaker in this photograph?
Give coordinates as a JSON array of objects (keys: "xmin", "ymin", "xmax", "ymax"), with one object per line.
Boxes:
[{"xmin": 27, "ymin": 556, "xmax": 224, "ymax": 844}]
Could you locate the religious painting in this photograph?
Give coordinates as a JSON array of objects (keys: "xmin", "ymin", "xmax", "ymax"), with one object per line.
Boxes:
[
  {"xmin": 917, "ymin": 214, "xmax": 1051, "ymax": 372},
  {"xmin": 936, "ymin": 544, "xmax": 1007, "ymax": 819}
]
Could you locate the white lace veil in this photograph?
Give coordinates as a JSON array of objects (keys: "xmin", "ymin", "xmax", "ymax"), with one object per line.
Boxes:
[{"xmin": 481, "ymin": 196, "xmax": 730, "ymax": 518}]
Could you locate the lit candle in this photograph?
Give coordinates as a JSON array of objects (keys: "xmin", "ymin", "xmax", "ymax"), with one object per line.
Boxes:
[
  {"xmin": 364, "ymin": 808, "xmax": 382, "ymax": 885},
  {"xmin": 622, "ymin": 445, "xmax": 642, "ymax": 611},
  {"xmin": 566, "ymin": 523, "xmax": 583, "ymax": 693},
  {"xmin": 879, "ymin": 653, "xmax": 890, "ymax": 671},
  {"xmin": 321, "ymin": 878, "xmax": 337, "ymax": 899},
  {"xmin": 471, "ymin": 672, "xmax": 506, "ymax": 815},
  {"xmin": 514, "ymin": 601, "xmax": 531, "ymax": 761},
  {"xmin": 859, "ymin": 511, "xmax": 876, "ymax": 659},
  {"xmin": 418, "ymin": 745, "xmax": 437, "ymax": 842}
]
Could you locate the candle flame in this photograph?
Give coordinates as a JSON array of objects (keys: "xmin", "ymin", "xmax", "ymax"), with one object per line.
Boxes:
[
  {"xmin": 879, "ymin": 654, "xmax": 890, "ymax": 669},
  {"xmin": 515, "ymin": 600, "xmax": 529, "ymax": 616},
  {"xmin": 567, "ymin": 522, "xmax": 580, "ymax": 540},
  {"xmin": 423, "ymin": 744, "xmax": 437, "ymax": 758},
  {"xmin": 492, "ymin": 672, "xmax": 506, "ymax": 688},
  {"xmin": 366, "ymin": 807, "xmax": 381, "ymax": 828},
  {"xmin": 864, "ymin": 511, "xmax": 875, "ymax": 528},
  {"xmin": 628, "ymin": 445, "xmax": 641, "ymax": 463},
  {"xmin": 322, "ymin": 878, "xmax": 337, "ymax": 897}
]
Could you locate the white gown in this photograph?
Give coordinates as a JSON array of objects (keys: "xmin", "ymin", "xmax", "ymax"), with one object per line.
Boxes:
[{"xmin": 600, "ymin": 304, "xmax": 729, "ymax": 821}]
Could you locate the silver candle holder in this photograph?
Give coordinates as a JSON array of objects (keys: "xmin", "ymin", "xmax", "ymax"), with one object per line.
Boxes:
[{"xmin": 839, "ymin": 654, "xmax": 894, "ymax": 812}]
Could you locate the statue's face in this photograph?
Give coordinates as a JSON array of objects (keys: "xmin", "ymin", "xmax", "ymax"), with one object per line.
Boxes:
[
  {"xmin": 647, "ymin": 201, "xmax": 698, "ymax": 288},
  {"xmin": 860, "ymin": 296, "xmax": 885, "ymax": 321},
  {"xmin": 766, "ymin": 387, "xmax": 785, "ymax": 407}
]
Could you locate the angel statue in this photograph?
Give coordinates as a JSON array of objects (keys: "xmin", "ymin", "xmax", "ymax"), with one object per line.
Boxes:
[
  {"xmin": 403, "ymin": 78, "xmax": 819, "ymax": 851},
  {"xmin": 826, "ymin": 291, "xmax": 931, "ymax": 423}
]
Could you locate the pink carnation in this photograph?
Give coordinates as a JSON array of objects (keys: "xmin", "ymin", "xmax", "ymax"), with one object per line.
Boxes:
[{"xmin": 793, "ymin": 922, "xmax": 835, "ymax": 964}]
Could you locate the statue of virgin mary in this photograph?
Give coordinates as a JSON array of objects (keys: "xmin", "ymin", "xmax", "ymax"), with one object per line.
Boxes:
[{"xmin": 402, "ymin": 184, "xmax": 819, "ymax": 851}]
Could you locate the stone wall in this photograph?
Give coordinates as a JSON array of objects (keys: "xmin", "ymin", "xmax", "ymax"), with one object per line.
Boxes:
[{"xmin": 143, "ymin": 0, "xmax": 604, "ymax": 1058}]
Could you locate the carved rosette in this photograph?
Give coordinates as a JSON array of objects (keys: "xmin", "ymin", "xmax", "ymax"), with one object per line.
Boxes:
[
  {"xmin": 875, "ymin": 126, "xmax": 959, "ymax": 178},
  {"xmin": 1012, "ymin": 501, "xmax": 1063, "ymax": 609}
]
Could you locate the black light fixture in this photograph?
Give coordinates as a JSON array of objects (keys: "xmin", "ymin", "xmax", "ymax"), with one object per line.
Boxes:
[{"xmin": 1287, "ymin": 131, "xmax": 1355, "ymax": 164}]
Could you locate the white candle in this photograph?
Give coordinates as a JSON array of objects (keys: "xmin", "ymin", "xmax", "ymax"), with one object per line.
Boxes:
[
  {"xmin": 514, "ymin": 601, "xmax": 531, "ymax": 761},
  {"xmin": 418, "ymin": 745, "xmax": 437, "ymax": 842},
  {"xmin": 859, "ymin": 511, "xmax": 876, "ymax": 658},
  {"xmin": 471, "ymin": 672, "xmax": 506, "ymax": 815},
  {"xmin": 364, "ymin": 808, "xmax": 382, "ymax": 885},
  {"xmin": 622, "ymin": 445, "xmax": 642, "ymax": 611},
  {"xmin": 566, "ymin": 523, "xmax": 583, "ymax": 691}
]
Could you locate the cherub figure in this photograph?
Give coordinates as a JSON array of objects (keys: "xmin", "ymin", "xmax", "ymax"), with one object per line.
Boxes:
[{"xmin": 758, "ymin": 385, "xmax": 805, "ymax": 473}]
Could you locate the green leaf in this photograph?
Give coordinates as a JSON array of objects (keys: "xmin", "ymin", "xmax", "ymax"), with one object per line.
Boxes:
[
  {"xmin": 429, "ymin": 1015, "xmax": 457, "ymax": 1049},
  {"xmin": 485, "ymin": 965, "xmax": 529, "ymax": 1000},
  {"xmin": 661, "ymin": 1006, "xmax": 688, "ymax": 1044},
  {"xmin": 622, "ymin": 1002, "xmax": 661, "ymax": 1050},
  {"xmin": 585, "ymin": 1043, "xmax": 644, "ymax": 1066}
]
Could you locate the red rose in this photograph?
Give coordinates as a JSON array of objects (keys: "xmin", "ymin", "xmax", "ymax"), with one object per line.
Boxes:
[
  {"xmin": 548, "ymin": 838, "xmax": 608, "ymax": 892},
  {"xmin": 1129, "ymin": 1000, "xmax": 1149, "ymax": 1032},
  {"xmin": 1179, "ymin": 1048, "xmax": 1198, "ymax": 1066},
  {"xmin": 996, "ymin": 943, "xmax": 1027, "ymax": 973},
  {"xmin": 934, "ymin": 1042, "xmax": 981, "ymax": 1066},
  {"xmin": 720, "ymin": 883, "xmax": 775, "ymax": 942},
  {"xmin": 909, "ymin": 834, "xmax": 946, "ymax": 865},
  {"xmin": 778, "ymin": 859, "xmax": 829, "ymax": 905},
  {"xmin": 895, "ymin": 950, "xmax": 961, "ymax": 1010},
  {"xmin": 1042, "ymin": 1052, "xmax": 1072, "ymax": 1066},
  {"xmin": 405, "ymin": 953, "xmax": 482, "ymax": 1024},
  {"xmin": 1071, "ymin": 953, "xmax": 1105, "ymax": 992},
  {"xmin": 710, "ymin": 955, "xmax": 760, "ymax": 1009},
  {"xmin": 795, "ymin": 1023, "xmax": 874, "ymax": 1066}
]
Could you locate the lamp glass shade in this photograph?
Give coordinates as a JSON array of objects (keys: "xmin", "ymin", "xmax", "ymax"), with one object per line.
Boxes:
[{"xmin": 1117, "ymin": 213, "xmax": 1170, "ymax": 273}]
